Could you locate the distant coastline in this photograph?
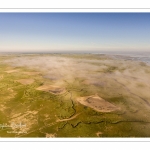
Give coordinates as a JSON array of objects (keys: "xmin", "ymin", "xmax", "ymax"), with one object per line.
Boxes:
[{"xmin": 1, "ymin": 51, "xmax": 150, "ymax": 64}]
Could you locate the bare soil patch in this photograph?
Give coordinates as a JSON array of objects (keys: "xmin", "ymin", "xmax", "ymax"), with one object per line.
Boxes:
[
  {"xmin": 5, "ymin": 70, "xmax": 19, "ymax": 73},
  {"xmin": 76, "ymin": 95, "xmax": 119, "ymax": 112},
  {"xmin": 46, "ymin": 133, "xmax": 57, "ymax": 138},
  {"xmin": 96, "ymin": 131, "xmax": 103, "ymax": 137},
  {"xmin": 36, "ymin": 85, "xmax": 66, "ymax": 95},
  {"xmin": 16, "ymin": 79, "xmax": 34, "ymax": 85}
]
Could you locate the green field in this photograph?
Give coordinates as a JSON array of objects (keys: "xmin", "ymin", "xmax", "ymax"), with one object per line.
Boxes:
[{"xmin": 0, "ymin": 54, "xmax": 150, "ymax": 137}]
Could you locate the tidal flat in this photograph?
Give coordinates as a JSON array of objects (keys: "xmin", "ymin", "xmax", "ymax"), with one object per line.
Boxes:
[{"xmin": 0, "ymin": 53, "xmax": 150, "ymax": 137}]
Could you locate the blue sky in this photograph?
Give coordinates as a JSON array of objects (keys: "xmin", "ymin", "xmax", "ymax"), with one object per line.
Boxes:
[{"xmin": 0, "ymin": 13, "xmax": 150, "ymax": 52}]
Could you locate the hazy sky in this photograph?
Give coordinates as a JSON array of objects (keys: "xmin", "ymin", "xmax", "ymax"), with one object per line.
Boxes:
[{"xmin": 0, "ymin": 13, "xmax": 150, "ymax": 52}]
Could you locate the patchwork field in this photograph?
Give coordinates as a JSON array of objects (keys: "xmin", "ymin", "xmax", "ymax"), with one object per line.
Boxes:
[{"xmin": 0, "ymin": 53, "xmax": 150, "ymax": 137}]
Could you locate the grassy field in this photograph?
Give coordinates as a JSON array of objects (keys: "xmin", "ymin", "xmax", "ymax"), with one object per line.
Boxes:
[{"xmin": 0, "ymin": 54, "xmax": 150, "ymax": 137}]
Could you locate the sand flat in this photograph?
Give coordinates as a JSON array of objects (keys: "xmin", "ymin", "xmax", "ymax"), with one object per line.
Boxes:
[{"xmin": 76, "ymin": 95, "xmax": 119, "ymax": 112}]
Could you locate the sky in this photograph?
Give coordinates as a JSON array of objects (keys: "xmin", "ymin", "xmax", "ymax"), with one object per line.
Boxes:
[{"xmin": 0, "ymin": 13, "xmax": 150, "ymax": 53}]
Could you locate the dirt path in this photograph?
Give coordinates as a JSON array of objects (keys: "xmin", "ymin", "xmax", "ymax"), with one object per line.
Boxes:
[{"xmin": 56, "ymin": 113, "xmax": 81, "ymax": 122}]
